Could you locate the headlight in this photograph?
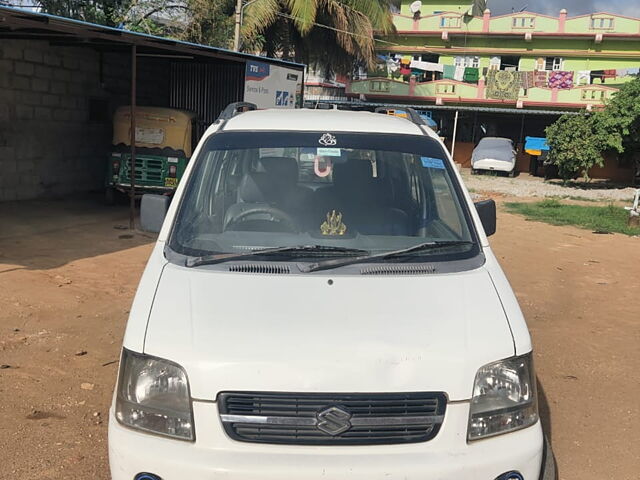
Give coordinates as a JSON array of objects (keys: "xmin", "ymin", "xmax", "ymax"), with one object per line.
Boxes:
[
  {"xmin": 467, "ymin": 352, "xmax": 538, "ymax": 441},
  {"xmin": 115, "ymin": 348, "xmax": 194, "ymax": 441}
]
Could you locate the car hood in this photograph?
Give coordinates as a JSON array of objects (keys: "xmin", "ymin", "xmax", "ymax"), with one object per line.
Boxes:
[{"xmin": 143, "ymin": 263, "xmax": 515, "ymax": 401}]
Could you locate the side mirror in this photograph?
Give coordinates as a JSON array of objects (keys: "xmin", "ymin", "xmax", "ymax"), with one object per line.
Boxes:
[
  {"xmin": 474, "ymin": 199, "xmax": 496, "ymax": 237},
  {"xmin": 140, "ymin": 194, "xmax": 170, "ymax": 233}
]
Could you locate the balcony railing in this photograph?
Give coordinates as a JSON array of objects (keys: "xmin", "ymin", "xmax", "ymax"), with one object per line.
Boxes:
[{"xmin": 348, "ymin": 76, "xmax": 621, "ymax": 109}]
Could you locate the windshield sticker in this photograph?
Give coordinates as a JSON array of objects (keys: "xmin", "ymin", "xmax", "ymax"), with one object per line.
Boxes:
[
  {"xmin": 319, "ymin": 133, "xmax": 337, "ymax": 146},
  {"xmin": 421, "ymin": 157, "xmax": 446, "ymax": 169},
  {"xmin": 317, "ymin": 147, "xmax": 341, "ymax": 157},
  {"xmin": 321, "ymin": 210, "xmax": 347, "ymax": 236}
]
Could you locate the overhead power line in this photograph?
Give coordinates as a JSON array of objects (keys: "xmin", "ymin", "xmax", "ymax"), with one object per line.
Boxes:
[{"xmin": 274, "ymin": 11, "xmax": 400, "ymax": 46}]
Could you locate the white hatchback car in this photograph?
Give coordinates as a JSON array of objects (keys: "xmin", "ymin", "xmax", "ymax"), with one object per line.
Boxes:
[
  {"xmin": 109, "ymin": 104, "xmax": 555, "ymax": 480},
  {"xmin": 471, "ymin": 137, "xmax": 518, "ymax": 176}
]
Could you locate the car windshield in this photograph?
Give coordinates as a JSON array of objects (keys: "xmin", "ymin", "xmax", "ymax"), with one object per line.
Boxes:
[{"xmin": 169, "ymin": 131, "xmax": 477, "ymax": 262}]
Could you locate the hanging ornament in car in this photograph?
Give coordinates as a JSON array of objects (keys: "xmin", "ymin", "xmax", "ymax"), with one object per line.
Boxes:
[{"xmin": 314, "ymin": 156, "xmax": 332, "ymax": 177}]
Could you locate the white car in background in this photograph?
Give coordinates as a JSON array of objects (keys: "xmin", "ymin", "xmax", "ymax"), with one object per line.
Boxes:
[
  {"xmin": 108, "ymin": 104, "xmax": 555, "ymax": 480},
  {"xmin": 472, "ymin": 137, "xmax": 518, "ymax": 176}
]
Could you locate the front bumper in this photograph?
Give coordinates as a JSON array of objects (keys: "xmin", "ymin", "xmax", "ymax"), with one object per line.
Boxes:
[
  {"xmin": 109, "ymin": 402, "xmax": 547, "ymax": 480},
  {"xmin": 472, "ymin": 159, "xmax": 515, "ymax": 172},
  {"xmin": 110, "ymin": 183, "xmax": 175, "ymax": 193}
]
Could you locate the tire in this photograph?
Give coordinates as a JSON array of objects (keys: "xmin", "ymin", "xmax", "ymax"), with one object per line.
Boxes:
[
  {"xmin": 540, "ymin": 436, "xmax": 558, "ymax": 480},
  {"xmin": 104, "ymin": 187, "xmax": 116, "ymax": 205},
  {"xmin": 471, "ymin": 168, "xmax": 478, "ymax": 175}
]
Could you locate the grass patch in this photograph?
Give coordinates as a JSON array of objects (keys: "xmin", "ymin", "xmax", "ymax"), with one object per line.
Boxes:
[
  {"xmin": 505, "ymin": 200, "xmax": 640, "ymax": 236},
  {"xmin": 551, "ymin": 195, "xmax": 600, "ymax": 203}
]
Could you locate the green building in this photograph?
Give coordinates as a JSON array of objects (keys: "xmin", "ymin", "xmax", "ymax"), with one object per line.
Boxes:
[{"xmin": 348, "ymin": 1, "xmax": 640, "ymax": 180}]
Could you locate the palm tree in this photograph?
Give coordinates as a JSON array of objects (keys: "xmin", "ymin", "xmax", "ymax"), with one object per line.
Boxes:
[{"xmin": 241, "ymin": 0, "xmax": 395, "ymax": 75}]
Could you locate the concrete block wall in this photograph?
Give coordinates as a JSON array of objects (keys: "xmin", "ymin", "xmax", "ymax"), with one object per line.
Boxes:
[{"xmin": 0, "ymin": 40, "xmax": 129, "ymax": 201}]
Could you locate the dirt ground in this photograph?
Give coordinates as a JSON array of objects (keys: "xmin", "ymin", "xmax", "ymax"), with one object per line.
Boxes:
[{"xmin": 1, "ymin": 196, "xmax": 639, "ymax": 480}]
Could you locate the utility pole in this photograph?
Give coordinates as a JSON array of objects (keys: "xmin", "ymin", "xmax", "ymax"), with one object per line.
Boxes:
[
  {"xmin": 233, "ymin": 0, "xmax": 242, "ymax": 51},
  {"xmin": 451, "ymin": 110, "xmax": 460, "ymax": 160},
  {"xmin": 129, "ymin": 44, "xmax": 137, "ymax": 230}
]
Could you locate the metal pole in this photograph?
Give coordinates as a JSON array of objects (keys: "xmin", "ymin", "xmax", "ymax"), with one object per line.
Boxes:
[
  {"xmin": 298, "ymin": 68, "xmax": 305, "ymax": 107},
  {"xmin": 519, "ymin": 114, "xmax": 525, "ymax": 144},
  {"xmin": 129, "ymin": 44, "xmax": 137, "ymax": 230},
  {"xmin": 471, "ymin": 111, "xmax": 477, "ymax": 144},
  {"xmin": 451, "ymin": 110, "xmax": 459, "ymax": 159},
  {"xmin": 233, "ymin": 0, "xmax": 242, "ymax": 51},
  {"xmin": 234, "ymin": 0, "xmax": 262, "ymax": 51}
]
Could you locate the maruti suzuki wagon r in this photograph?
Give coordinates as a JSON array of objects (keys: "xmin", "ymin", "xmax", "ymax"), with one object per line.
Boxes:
[{"xmin": 109, "ymin": 103, "xmax": 556, "ymax": 480}]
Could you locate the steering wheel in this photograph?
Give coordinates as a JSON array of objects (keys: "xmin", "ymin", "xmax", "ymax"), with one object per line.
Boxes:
[{"xmin": 224, "ymin": 206, "xmax": 298, "ymax": 233}]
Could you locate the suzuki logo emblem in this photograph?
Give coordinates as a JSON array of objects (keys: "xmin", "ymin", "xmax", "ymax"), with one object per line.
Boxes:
[{"xmin": 316, "ymin": 406, "xmax": 352, "ymax": 435}]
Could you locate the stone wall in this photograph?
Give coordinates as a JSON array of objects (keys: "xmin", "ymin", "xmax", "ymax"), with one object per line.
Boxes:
[{"xmin": 0, "ymin": 40, "xmax": 130, "ymax": 201}]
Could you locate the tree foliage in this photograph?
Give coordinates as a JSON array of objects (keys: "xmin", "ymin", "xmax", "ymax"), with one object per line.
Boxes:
[
  {"xmin": 32, "ymin": 0, "xmax": 395, "ymax": 76},
  {"xmin": 242, "ymin": 0, "xmax": 395, "ymax": 75},
  {"xmin": 545, "ymin": 113, "xmax": 606, "ymax": 181},
  {"xmin": 36, "ymin": 0, "xmax": 127, "ymax": 26},
  {"xmin": 595, "ymin": 77, "xmax": 640, "ymax": 158},
  {"xmin": 546, "ymin": 77, "xmax": 640, "ymax": 181},
  {"xmin": 34, "ymin": 0, "xmax": 193, "ymax": 35},
  {"xmin": 179, "ymin": 0, "xmax": 235, "ymax": 48}
]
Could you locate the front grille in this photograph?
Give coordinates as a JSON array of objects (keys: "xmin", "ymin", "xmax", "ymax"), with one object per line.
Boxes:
[
  {"xmin": 123, "ymin": 157, "xmax": 163, "ymax": 183},
  {"xmin": 219, "ymin": 392, "xmax": 446, "ymax": 445}
]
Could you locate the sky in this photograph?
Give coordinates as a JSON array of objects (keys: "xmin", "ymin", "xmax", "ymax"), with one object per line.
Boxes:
[{"xmin": 488, "ymin": 0, "xmax": 640, "ymax": 17}]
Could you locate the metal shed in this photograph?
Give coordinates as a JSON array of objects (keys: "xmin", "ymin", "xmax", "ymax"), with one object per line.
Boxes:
[{"xmin": 0, "ymin": 6, "xmax": 304, "ymax": 222}]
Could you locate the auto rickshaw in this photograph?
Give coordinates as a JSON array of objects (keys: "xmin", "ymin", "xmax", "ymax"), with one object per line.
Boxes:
[{"xmin": 105, "ymin": 106, "xmax": 196, "ymax": 204}]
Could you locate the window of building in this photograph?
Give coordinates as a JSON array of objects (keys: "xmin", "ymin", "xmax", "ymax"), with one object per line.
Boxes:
[
  {"xmin": 500, "ymin": 56, "xmax": 521, "ymax": 71},
  {"xmin": 369, "ymin": 80, "xmax": 390, "ymax": 93},
  {"xmin": 437, "ymin": 83, "xmax": 456, "ymax": 94},
  {"xmin": 512, "ymin": 17, "xmax": 535, "ymax": 28},
  {"xmin": 420, "ymin": 54, "xmax": 440, "ymax": 63},
  {"xmin": 536, "ymin": 57, "xmax": 564, "ymax": 71},
  {"xmin": 590, "ymin": 17, "xmax": 614, "ymax": 29},
  {"xmin": 454, "ymin": 56, "xmax": 480, "ymax": 68},
  {"xmin": 440, "ymin": 16, "xmax": 461, "ymax": 28}
]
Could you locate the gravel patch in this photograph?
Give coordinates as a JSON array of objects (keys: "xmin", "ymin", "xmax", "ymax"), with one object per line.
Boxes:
[{"xmin": 460, "ymin": 169, "xmax": 638, "ymax": 203}]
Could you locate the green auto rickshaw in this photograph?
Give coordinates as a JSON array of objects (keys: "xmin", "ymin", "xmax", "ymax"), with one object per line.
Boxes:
[{"xmin": 105, "ymin": 106, "xmax": 196, "ymax": 204}]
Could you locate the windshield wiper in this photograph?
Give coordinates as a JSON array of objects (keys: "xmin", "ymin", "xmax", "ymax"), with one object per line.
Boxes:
[
  {"xmin": 185, "ymin": 245, "xmax": 369, "ymax": 268},
  {"xmin": 301, "ymin": 241, "xmax": 475, "ymax": 273}
]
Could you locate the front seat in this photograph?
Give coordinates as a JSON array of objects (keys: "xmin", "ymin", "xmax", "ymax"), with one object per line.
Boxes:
[
  {"xmin": 259, "ymin": 156, "xmax": 312, "ymax": 214},
  {"xmin": 223, "ymin": 171, "xmax": 296, "ymax": 232}
]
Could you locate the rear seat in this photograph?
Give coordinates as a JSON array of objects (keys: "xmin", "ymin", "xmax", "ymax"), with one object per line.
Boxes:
[{"xmin": 310, "ymin": 158, "xmax": 410, "ymax": 235}]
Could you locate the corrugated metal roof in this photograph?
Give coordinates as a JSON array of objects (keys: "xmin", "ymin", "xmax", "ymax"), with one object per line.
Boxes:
[
  {"xmin": 0, "ymin": 5, "xmax": 304, "ymax": 69},
  {"xmin": 316, "ymin": 100, "xmax": 581, "ymax": 116}
]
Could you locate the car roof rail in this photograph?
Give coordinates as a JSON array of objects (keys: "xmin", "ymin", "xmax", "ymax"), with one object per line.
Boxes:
[
  {"xmin": 374, "ymin": 106, "xmax": 426, "ymax": 126},
  {"xmin": 216, "ymin": 102, "xmax": 258, "ymax": 122}
]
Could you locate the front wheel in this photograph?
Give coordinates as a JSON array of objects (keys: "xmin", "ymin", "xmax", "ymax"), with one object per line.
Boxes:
[{"xmin": 541, "ymin": 436, "xmax": 557, "ymax": 480}]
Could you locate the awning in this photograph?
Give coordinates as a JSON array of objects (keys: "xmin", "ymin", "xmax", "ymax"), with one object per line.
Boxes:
[
  {"xmin": 317, "ymin": 99, "xmax": 581, "ymax": 116},
  {"xmin": 0, "ymin": 6, "xmax": 304, "ymax": 69}
]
